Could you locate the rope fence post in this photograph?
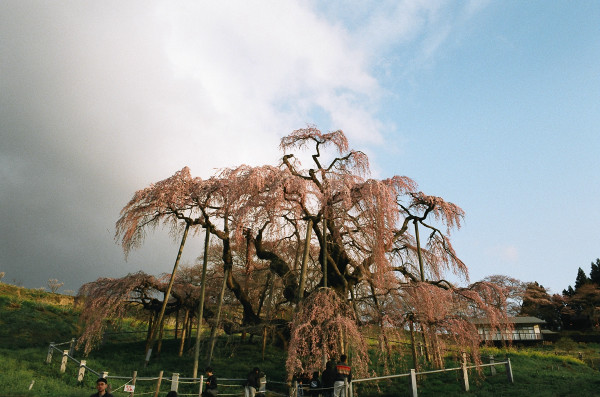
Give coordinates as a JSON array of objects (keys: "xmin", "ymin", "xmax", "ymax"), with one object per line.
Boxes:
[
  {"xmin": 69, "ymin": 338, "xmax": 76, "ymax": 357},
  {"xmin": 102, "ymin": 371, "xmax": 109, "ymax": 379},
  {"xmin": 77, "ymin": 360, "xmax": 87, "ymax": 382},
  {"xmin": 154, "ymin": 370, "xmax": 164, "ymax": 397},
  {"xmin": 60, "ymin": 350, "xmax": 69, "ymax": 373},
  {"xmin": 293, "ymin": 380, "xmax": 298, "ymax": 397},
  {"xmin": 46, "ymin": 343, "xmax": 55, "ymax": 364},
  {"xmin": 198, "ymin": 374, "xmax": 204, "ymax": 396},
  {"xmin": 489, "ymin": 355, "xmax": 496, "ymax": 376},
  {"xmin": 259, "ymin": 375, "xmax": 267, "ymax": 394},
  {"xmin": 129, "ymin": 370, "xmax": 137, "ymax": 397},
  {"xmin": 171, "ymin": 373, "xmax": 180, "ymax": 392},
  {"xmin": 505, "ymin": 358, "xmax": 514, "ymax": 384},
  {"xmin": 410, "ymin": 368, "xmax": 418, "ymax": 397},
  {"xmin": 461, "ymin": 352, "xmax": 469, "ymax": 392}
]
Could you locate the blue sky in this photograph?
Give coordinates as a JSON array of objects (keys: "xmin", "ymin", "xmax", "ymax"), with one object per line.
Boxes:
[
  {"xmin": 370, "ymin": 1, "xmax": 600, "ymax": 291},
  {"xmin": 1, "ymin": 1, "xmax": 598, "ymax": 294}
]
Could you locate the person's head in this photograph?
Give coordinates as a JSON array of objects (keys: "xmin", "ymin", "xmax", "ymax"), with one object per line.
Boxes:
[
  {"xmin": 312, "ymin": 371, "xmax": 319, "ymax": 379},
  {"xmin": 166, "ymin": 392, "xmax": 178, "ymax": 397},
  {"xmin": 205, "ymin": 366, "xmax": 213, "ymax": 375},
  {"xmin": 95, "ymin": 378, "xmax": 108, "ymax": 393},
  {"xmin": 253, "ymin": 366, "xmax": 260, "ymax": 373},
  {"xmin": 340, "ymin": 354, "xmax": 347, "ymax": 363}
]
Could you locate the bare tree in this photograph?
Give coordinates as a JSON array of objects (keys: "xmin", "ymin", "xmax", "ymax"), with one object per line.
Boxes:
[{"xmin": 47, "ymin": 278, "xmax": 64, "ymax": 293}]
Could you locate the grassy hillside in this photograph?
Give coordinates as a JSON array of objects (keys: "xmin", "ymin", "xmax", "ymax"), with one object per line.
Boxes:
[
  {"xmin": 1, "ymin": 284, "xmax": 599, "ymax": 396},
  {"xmin": 0, "ymin": 284, "xmax": 79, "ymax": 348}
]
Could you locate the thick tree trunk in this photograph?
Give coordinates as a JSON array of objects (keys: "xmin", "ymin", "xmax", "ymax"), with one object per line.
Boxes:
[
  {"xmin": 409, "ymin": 317, "xmax": 418, "ymax": 370},
  {"xmin": 414, "ymin": 221, "xmax": 425, "ymax": 282},
  {"xmin": 298, "ymin": 219, "xmax": 313, "ymax": 300},
  {"xmin": 322, "ymin": 212, "xmax": 328, "ymax": 288}
]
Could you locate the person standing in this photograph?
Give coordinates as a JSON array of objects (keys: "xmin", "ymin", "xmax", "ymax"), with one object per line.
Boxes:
[
  {"xmin": 321, "ymin": 360, "xmax": 336, "ymax": 397},
  {"xmin": 202, "ymin": 367, "xmax": 218, "ymax": 396},
  {"xmin": 309, "ymin": 371, "xmax": 322, "ymax": 397},
  {"xmin": 244, "ymin": 367, "xmax": 260, "ymax": 397},
  {"xmin": 90, "ymin": 378, "xmax": 114, "ymax": 397},
  {"xmin": 333, "ymin": 355, "xmax": 351, "ymax": 397}
]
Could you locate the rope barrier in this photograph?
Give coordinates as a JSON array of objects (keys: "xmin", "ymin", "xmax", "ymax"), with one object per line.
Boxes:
[
  {"xmin": 52, "ymin": 341, "xmax": 72, "ymax": 347},
  {"xmin": 109, "ymin": 378, "xmax": 132, "ymax": 392},
  {"xmin": 47, "ymin": 338, "xmax": 509, "ymax": 397}
]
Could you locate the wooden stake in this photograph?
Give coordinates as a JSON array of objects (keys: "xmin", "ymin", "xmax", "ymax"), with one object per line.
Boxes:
[
  {"xmin": 77, "ymin": 360, "xmax": 87, "ymax": 382},
  {"xmin": 60, "ymin": 350, "xmax": 69, "ymax": 373},
  {"xmin": 154, "ymin": 370, "xmax": 163, "ymax": 397}
]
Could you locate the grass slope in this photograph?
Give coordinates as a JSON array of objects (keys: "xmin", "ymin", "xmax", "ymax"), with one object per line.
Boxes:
[{"xmin": 1, "ymin": 285, "xmax": 599, "ymax": 396}]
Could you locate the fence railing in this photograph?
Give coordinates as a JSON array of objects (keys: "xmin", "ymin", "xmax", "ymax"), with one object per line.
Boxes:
[
  {"xmin": 347, "ymin": 353, "xmax": 513, "ymax": 397},
  {"xmin": 292, "ymin": 353, "xmax": 514, "ymax": 397},
  {"xmin": 47, "ymin": 340, "xmax": 513, "ymax": 397},
  {"xmin": 46, "ymin": 340, "xmax": 282, "ymax": 396}
]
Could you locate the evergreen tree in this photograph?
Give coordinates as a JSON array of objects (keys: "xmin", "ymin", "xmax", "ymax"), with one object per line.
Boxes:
[
  {"xmin": 574, "ymin": 267, "xmax": 590, "ymax": 290},
  {"xmin": 520, "ymin": 282, "xmax": 562, "ymax": 330},
  {"xmin": 562, "ymin": 285, "xmax": 575, "ymax": 298},
  {"xmin": 590, "ymin": 258, "xmax": 600, "ymax": 285}
]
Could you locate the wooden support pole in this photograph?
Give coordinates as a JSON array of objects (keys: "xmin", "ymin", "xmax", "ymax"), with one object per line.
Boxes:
[
  {"xmin": 178, "ymin": 310, "xmax": 189, "ymax": 357},
  {"xmin": 60, "ymin": 350, "xmax": 69, "ymax": 373},
  {"xmin": 410, "ymin": 369, "xmax": 418, "ymax": 397},
  {"xmin": 77, "ymin": 360, "xmax": 87, "ymax": 382},
  {"xmin": 154, "ymin": 370, "xmax": 164, "ymax": 397},
  {"xmin": 261, "ymin": 326, "xmax": 267, "ymax": 361},
  {"xmin": 192, "ymin": 229, "xmax": 211, "ymax": 378}
]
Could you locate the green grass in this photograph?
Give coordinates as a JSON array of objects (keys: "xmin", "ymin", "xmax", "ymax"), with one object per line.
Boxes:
[
  {"xmin": 1, "ymin": 285, "xmax": 600, "ymax": 396},
  {"xmin": 351, "ymin": 347, "xmax": 600, "ymax": 396},
  {"xmin": 0, "ymin": 296, "xmax": 80, "ymax": 348}
]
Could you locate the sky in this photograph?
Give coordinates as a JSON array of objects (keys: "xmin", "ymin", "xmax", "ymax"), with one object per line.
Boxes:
[{"xmin": 1, "ymin": 0, "xmax": 598, "ymax": 295}]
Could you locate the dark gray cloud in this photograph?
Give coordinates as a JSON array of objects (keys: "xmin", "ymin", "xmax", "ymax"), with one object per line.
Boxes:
[{"xmin": 0, "ymin": 1, "xmax": 386, "ymax": 291}]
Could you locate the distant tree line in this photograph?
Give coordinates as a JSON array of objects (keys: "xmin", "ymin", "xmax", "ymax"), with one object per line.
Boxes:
[{"xmin": 518, "ymin": 258, "xmax": 600, "ymax": 331}]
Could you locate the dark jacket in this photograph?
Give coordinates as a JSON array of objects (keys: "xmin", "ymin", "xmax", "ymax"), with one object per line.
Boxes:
[
  {"xmin": 245, "ymin": 370, "xmax": 260, "ymax": 389},
  {"xmin": 321, "ymin": 366, "xmax": 336, "ymax": 388},
  {"xmin": 205, "ymin": 374, "xmax": 217, "ymax": 390},
  {"xmin": 309, "ymin": 375, "xmax": 322, "ymax": 397}
]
